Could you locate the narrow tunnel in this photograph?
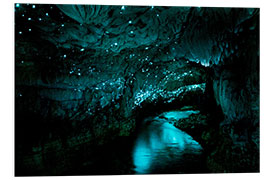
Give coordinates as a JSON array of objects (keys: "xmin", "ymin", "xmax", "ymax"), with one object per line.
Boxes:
[{"xmin": 15, "ymin": 4, "xmax": 259, "ymax": 176}]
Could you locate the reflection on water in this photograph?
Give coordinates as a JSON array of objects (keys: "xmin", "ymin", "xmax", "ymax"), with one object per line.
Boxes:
[
  {"xmin": 161, "ymin": 110, "xmax": 200, "ymax": 120},
  {"xmin": 133, "ymin": 112, "xmax": 203, "ymax": 174}
]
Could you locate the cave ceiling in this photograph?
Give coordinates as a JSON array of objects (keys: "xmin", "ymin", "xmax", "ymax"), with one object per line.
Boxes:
[{"xmin": 14, "ymin": 4, "xmax": 260, "ymax": 175}]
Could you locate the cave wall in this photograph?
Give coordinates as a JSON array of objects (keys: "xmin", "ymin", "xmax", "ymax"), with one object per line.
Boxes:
[{"xmin": 15, "ymin": 4, "xmax": 259, "ymax": 175}]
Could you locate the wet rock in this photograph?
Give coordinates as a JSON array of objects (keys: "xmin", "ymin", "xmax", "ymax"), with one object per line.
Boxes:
[{"xmin": 15, "ymin": 4, "xmax": 259, "ymax": 175}]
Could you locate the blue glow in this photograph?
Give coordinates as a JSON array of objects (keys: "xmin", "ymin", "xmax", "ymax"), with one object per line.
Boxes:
[
  {"xmin": 29, "ymin": 29, "xmax": 31, "ymax": 32},
  {"xmin": 32, "ymin": 5, "xmax": 35, "ymax": 8},
  {"xmin": 80, "ymin": 48, "xmax": 85, "ymax": 51},
  {"xmin": 16, "ymin": 4, "xmax": 20, "ymax": 8},
  {"xmin": 121, "ymin": 6, "xmax": 125, "ymax": 10},
  {"xmin": 38, "ymin": 18, "xmax": 42, "ymax": 21},
  {"xmin": 128, "ymin": 20, "xmax": 132, "ymax": 24},
  {"xmin": 133, "ymin": 116, "xmax": 202, "ymax": 174},
  {"xmin": 46, "ymin": 13, "xmax": 49, "ymax": 16},
  {"xmin": 61, "ymin": 24, "xmax": 65, "ymax": 27},
  {"xmin": 161, "ymin": 110, "xmax": 200, "ymax": 120},
  {"xmin": 28, "ymin": 18, "xmax": 31, "ymax": 21},
  {"xmin": 63, "ymin": 54, "xmax": 67, "ymax": 58},
  {"xmin": 19, "ymin": 31, "xmax": 22, "ymax": 34}
]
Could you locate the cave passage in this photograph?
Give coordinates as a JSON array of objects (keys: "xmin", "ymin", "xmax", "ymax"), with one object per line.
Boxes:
[
  {"xmin": 15, "ymin": 4, "xmax": 259, "ymax": 176},
  {"xmin": 133, "ymin": 110, "xmax": 204, "ymax": 174}
]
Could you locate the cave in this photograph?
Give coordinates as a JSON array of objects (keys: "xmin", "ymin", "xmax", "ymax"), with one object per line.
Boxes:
[{"xmin": 15, "ymin": 4, "xmax": 259, "ymax": 176}]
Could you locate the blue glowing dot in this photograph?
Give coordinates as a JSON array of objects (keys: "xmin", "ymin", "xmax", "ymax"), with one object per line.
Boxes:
[
  {"xmin": 16, "ymin": 4, "xmax": 20, "ymax": 8},
  {"xmin": 28, "ymin": 29, "xmax": 31, "ymax": 32},
  {"xmin": 157, "ymin": 14, "xmax": 159, "ymax": 17},
  {"xmin": 19, "ymin": 31, "xmax": 22, "ymax": 34},
  {"xmin": 63, "ymin": 54, "xmax": 66, "ymax": 58},
  {"xmin": 22, "ymin": 14, "xmax": 24, "ymax": 17},
  {"xmin": 130, "ymin": 31, "xmax": 134, "ymax": 34},
  {"xmin": 61, "ymin": 24, "xmax": 64, "ymax": 27},
  {"xmin": 28, "ymin": 18, "xmax": 31, "ymax": 21},
  {"xmin": 121, "ymin": 6, "xmax": 125, "ymax": 10},
  {"xmin": 38, "ymin": 18, "xmax": 42, "ymax": 21},
  {"xmin": 145, "ymin": 47, "xmax": 149, "ymax": 50},
  {"xmin": 21, "ymin": 61, "xmax": 24, "ymax": 64},
  {"xmin": 114, "ymin": 42, "xmax": 118, "ymax": 46},
  {"xmin": 78, "ymin": 72, "xmax": 81, "ymax": 76},
  {"xmin": 32, "ymin": 5, "xmax": 35, "ymax": 8},
  {"xmin": 129, "ymin": 20, "xmax": 132, "ymax": 24},
  {"xmin": 46, "ymin": 13, "xmax": 49, "ymax": 16},
  {"xmin": 80, "ymin": 48, "xmax": 85, "ymax": 52}
]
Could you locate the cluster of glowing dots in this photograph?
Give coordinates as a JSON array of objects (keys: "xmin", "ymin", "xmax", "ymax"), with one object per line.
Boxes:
[{"xmin": 16, "ymin": 4, "xmax": 51, "ymax": 35}]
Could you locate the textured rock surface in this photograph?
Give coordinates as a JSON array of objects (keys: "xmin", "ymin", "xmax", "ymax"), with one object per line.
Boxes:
[{"xmin": 15, "ymin": 4, "xmax": 259, "ymax": 175}]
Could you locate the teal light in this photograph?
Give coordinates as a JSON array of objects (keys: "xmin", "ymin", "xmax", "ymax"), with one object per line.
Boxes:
[
  {"xmin": 161, "ymin": 110, "xmax": 200, "ymax": 120},
  {"xmin": 16, "ymin": 3, "xmax": 20, "ymax": 8},
  {"xmin": 133, "ymin": 115, "xmax": 202, "ymax": 174}
]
